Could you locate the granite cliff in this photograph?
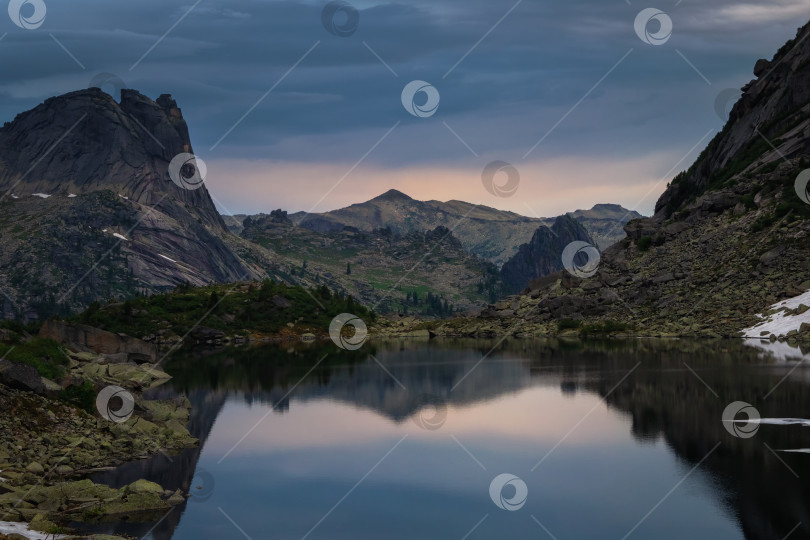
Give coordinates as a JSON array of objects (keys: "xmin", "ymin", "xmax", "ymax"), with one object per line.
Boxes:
[{"xmin": 0, "ymin": 88, "xmax": 257, "ymax": 320}]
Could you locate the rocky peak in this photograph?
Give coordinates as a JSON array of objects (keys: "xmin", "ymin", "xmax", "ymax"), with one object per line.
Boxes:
[
  {"xmin": 372, "ymin": 189, "xmax": 413, "ymax": 202},
  {"xmin": 0, "ymin": 89, "xmax": 257, "ymax": 318},
  {"xmin": 500, "ymin": 215, "xmax": 595, "ymax": 294},
  {"xmin": 0, "ymin": 87, "xmax": 224, "ymax": 231}
]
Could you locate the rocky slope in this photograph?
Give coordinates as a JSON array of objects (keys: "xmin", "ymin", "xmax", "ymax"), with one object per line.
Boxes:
[
  {"xmin": 426, "ymin": 20, "xmax": 810, "ymax": 339},
  {"xmin": 0, "ymin": 89, "xmax": 257, "ymax": 321},
  {"xmin": 230, "ymin": 190, "xmax": 640, "ymax": 266},
  {"xmin": 0, "ymin": 321, "xmax": 198, "ymax": 536},
  {"xmin": 241, "ymin": 211, "xmax": 503, "ymax": 313},
  {"xmin": 500, "ymin": 215, "xmax": 596, "ymax": 294}
]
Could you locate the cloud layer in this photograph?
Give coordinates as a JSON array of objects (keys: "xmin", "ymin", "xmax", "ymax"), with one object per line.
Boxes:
[{"xmin": 1, "ymin": 0, "xmax": 808, "ymax": 215}]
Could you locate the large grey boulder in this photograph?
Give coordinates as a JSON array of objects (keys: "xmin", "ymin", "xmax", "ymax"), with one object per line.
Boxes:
[
  {"xmin": 40, "ymin": 320, "xmax": 156, "ymax": 363},
  {"xmin": 0, "ymin": 359, "xmax": 46, "ymax": 393}
]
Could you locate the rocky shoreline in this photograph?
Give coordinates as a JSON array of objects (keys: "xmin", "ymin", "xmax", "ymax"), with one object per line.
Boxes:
[{"xmin": 0, "ymin": 324, "xmax": 198, "ymax": 540}]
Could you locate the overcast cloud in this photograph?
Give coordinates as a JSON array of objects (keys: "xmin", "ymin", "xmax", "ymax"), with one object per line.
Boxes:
[{"xmin": 1, "ymin": 0, "xmax": 808, "ymax": 216}]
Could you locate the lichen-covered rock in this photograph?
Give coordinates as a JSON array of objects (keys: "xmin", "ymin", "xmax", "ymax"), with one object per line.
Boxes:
[{"xmin": 125, "ymin": 479, "xmax": 164, "ymax": 496}]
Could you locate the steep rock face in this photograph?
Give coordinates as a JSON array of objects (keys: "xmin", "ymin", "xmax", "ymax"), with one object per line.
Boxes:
[
  {"xmin": 435, "ymin": 21, "xmax": 810, "ymax": 338},
  {"xmin": 0, "ymin": 89, "xmax": 256, "ymax": 319},
  {"xmin": 500, "ymin": 215, "xmax": 596, "ymax": 294},
  {"xmin": 657, "ymin": 21, "xmax": 810, "ymax": 216},
  {"xmin": 0, "ymin": 88, "xmax": 223, "ymax": 228}
]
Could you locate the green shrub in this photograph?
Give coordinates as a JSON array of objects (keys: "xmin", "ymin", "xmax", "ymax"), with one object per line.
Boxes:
[
  {"xmin": 637, "ymin": 236, "xmax": 653, "ymax": 252},
  {"xmin": 580, "ymin": 320, "xmax": 634, "ymax": 336},
  {"xmin": 557, "ymin": 319, "xmax": 582, "ymax": 331},
  {"xmin": 59, "ymin": 381, "xmax": 96, "ymax": 413},
  {"xmin": 0, "ymin": 338, "xmax": 67, "ymax": 379}
]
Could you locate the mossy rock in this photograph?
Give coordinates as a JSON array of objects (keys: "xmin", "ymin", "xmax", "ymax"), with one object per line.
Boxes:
[
  {"xmin": 24, "ymin": 462, "xmax": 44, "ymax": 474},
  {"xmin": 28, "ymin": 512, "xmax": 59, "ymax": 532},
  {"xmin": 103, "ymin": 491, "xmax": 169, "ymax": 515},
  {"xmin": 163, "ymin": 419, "xmax": 191, "ymax": 438},
  {"xmin": 125, "ymin": 479, "xmax": 164, "ymax": 496}
]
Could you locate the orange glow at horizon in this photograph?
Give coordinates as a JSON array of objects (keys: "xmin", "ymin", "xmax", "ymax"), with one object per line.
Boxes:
[{"xmin": 204, "ymin": 151, "xmax": 685, "ymax": 219}]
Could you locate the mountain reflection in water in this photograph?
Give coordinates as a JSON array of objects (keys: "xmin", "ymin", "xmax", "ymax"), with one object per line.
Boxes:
[{"xmin": 82, "ymin": 339, "xmax": 810, "ymax": 540}]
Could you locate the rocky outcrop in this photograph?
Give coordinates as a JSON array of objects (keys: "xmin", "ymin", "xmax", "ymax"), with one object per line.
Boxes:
[
  {"xmin": 39, "ymin": 320, "xmax": 156, "ymax": 363},
  {"xmin": 0, "ymin": 89, "xmax": 259, "ymax": 319},
  {"xmin": 500, "ymin": 215, "xmax": 596, "ymax": 294},
  {"xmin": 0, "ymin": 88, "xmax": 220, "ymax": 226},
  {"xmin": 656, "ymin": 21, "xmax": 810, "ymax": 217}
]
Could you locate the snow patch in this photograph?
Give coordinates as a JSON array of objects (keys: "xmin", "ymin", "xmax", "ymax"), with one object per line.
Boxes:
[
  {"xmin": 742, "ymin": 290, "xmax": 810, "ymax": 361},
  {"xmin": 32, "ymin": 193, "xmax": 50, "ymax": 199},
  {"xmin": 118, "ymin": 193, "xmax": 129, "ymax": 200},
  {"xmin": 158, "ymin": 254, "xmax": 177, "ymax": 263},
  {"xmin": 10, "ymin": 194, "xmax": 18, "ymax": 199},
  {"xmin": 67, "ymin": 193, "xmax": 77, "ymax": 198},
  {"xmin": 743, "ymin": 289, "xmax": 810, "ymax": 338},
  {"xmin": 113, "ymin": 233, "xmax": 128, "ymax": 241},
  {"xmin": 0, "ymin": 520, "xmax": 67, "ymax": 539}
]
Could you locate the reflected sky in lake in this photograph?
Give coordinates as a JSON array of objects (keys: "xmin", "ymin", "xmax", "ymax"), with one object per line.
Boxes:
[
  {"xmin": 88, "ymin": 339, "xmax": 810, "ymax": 540},
  {"xmin": 188, "ymin": 387, "xmax": 736, "ymax": 540}
]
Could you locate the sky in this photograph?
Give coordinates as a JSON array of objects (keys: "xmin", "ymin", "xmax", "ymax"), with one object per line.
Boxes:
[{"xmin": 1, "ymin": 0, "xmax": 809, "ymax": 217}]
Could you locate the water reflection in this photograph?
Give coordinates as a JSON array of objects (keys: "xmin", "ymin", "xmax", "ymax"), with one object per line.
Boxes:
[{"xmin": 83, "ymin": 339, "xmax": 810, "ymax": 539}]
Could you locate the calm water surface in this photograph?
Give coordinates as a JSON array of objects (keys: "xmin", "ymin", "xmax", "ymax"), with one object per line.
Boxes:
[{"xmin": 83, "ymin": 339, "xmax": 810, "ymax": 539}]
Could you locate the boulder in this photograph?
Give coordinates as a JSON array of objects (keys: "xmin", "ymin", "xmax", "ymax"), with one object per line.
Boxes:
[
  {"xmin": 624, "ymin": 218, "xmax": 658, "ymax": 241},
  {"xmin": 0, "ymin": 360, "xmax": 46, "ymax": 394},
  {"xmin": 25, "ymin": 462, "xmax": 45, "ymax": 474},
  {"xmin": 126, "ymin": 479, "xmax": 164, "ymax": 495},
  {"xmin": 698, "ymin": 191, "xmax": 737, "ymax": 213},
  {"xmin": 754, "ymin": 58, "xmax": 771, "ymax": 77},
  {"xmin": 664, "ymin": 222, "xmax": 690, "ymax": 236},
  {"xmin": 272, "ymin": 295, "xmax": 293, "ymax": 308},
  {"xmin": 759, "ymin": 246, "xmax": 785, "ymax": 265},
  {"xmin": 40, "ymin": 320, "xmax": 156, "ymax": 363}
]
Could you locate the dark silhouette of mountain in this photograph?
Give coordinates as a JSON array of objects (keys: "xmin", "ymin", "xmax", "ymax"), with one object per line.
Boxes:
[{"xmin": 500, "ymin": 215, "xmax": 596, "ymax": 294}]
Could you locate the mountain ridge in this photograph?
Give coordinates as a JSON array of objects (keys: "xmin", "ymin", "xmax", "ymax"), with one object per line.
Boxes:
[{"xmin": 228, "ymin": 190, "xmax": 641, "ymax": 265}]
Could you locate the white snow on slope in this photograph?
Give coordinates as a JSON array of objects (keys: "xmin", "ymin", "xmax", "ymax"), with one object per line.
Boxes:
[
  {"xmin": 743, "ymin": 290, "xmax": 810, "ymax": 338},
  {"xmin": 0, "ymin": 520, "xmax": 66, "ymax": 539},
  {"xmin": 32, "ymin": 193, "xmax": 50, "ymax": 199},
  {"xmin": 113, "ymin": 233, "xmax": 128, "ymax": 241},
  {"xmin": 68, "ymin": 193, "xmax": 76, "ymax": 198},
  {"xmin": 158, "ymin": 254, "xmax": 177, "ymax": 263}
]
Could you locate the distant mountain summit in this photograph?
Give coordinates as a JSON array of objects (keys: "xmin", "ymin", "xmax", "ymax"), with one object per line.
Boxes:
[
  {"xmin": 278, "ymin": 191, "xmax": 640, "ymax": 266},
  {"xmin": 371, "ymin": 189, "xmax": 414, "ymax": 202}
]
